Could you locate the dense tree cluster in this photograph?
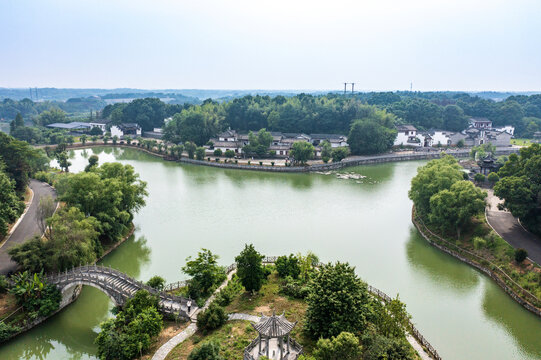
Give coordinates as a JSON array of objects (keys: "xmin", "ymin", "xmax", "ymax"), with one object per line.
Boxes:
[
  {"xmin": 9, "ymin": 271, "xmax": 60, "ymax": 319},
  {"xmin": 95, "ymin": 290, "xmax": 163, "ymax": 360},
  {"xmin": 0, "ymin": 163, "xmax": 24, "ymax": 236},
  {"xmin": 495, "ymin": 144, "xmax": 541, "ymax": 236},
  {"xmin": 409, "ymin": 156, "xmax": 486, "ymax": 238}
]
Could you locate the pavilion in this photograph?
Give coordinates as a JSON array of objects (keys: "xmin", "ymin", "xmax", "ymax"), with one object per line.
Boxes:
[{"xmin": 244, "ymin": 312, "xmax": 303, "ymax": 360}]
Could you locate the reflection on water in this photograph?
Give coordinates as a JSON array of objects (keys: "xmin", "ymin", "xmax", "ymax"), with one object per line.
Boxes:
[
  {"xmin": 405, "ymin": 227, "xmax": 479, "ymax": 292},
  {"xmin": 3, "ymin": 147, "xmax": 541, "ymax": 360},
  {"xmin": 482, "ymin": 280, "xmax": 541, "ymax": 358}
]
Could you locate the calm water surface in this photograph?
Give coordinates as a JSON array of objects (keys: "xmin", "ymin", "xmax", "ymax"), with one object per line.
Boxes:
[{"xmin": 2, "ymin": 146, "xmax": 541, "ymax": 360}]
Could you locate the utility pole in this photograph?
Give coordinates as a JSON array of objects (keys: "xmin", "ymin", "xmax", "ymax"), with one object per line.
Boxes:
[
  {"xmin": 351, "ymin": 83, "xmax": 355, "ymax": 94},
  {"xmin": 344, "ymin": 83, "xmax": 347, "ymax": 95}
]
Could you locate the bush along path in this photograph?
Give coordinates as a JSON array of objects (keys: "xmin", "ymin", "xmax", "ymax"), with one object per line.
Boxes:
[{"xmin": 152, "ymin": 258, "xmax": 439, "ymax": 360}]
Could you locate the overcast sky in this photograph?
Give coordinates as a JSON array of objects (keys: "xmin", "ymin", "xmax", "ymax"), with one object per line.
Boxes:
[{"xmin": 1, "ymin": 0, "xmax": 540, "ymax": 91}]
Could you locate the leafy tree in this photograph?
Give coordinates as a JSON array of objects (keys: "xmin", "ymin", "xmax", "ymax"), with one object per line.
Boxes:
[
  {"xmin": 371, "ymin": 295, "xmax": 411, "ymax": 338},
  {"xmin": 408, "ymin": 156, "xmax": 464, "ymax": 216},
  {"xmin": 37, "ymin": 108, "xmax": 67, "ymax": 126},
  {"xmin": 456, "ymin": 139, "xmax": 465, "ymax": 148},
  {"xmin": 495, "ymin": 144, "xmax": 541, "ymax": 235},
  {"xmin": 188, "ymin": 341, "xmax": 224, "ymax": 360},
  {"xmin": 363, "ymin": 335, "xmax": 414, "ymax": 360},
  {"xmin": 473, "ymin": 173, "xmax": 485, "ymax": 183},
  {"xmin": 321, "ymin": 141, "xmax": 332, "ymax": 163},
  {"xmin": 10, "ymin": 112, "xmax": 24, "ymax": 132},
  {"xmin": 91, "ymin": 135, "xmax": 99, "ymax": 143},
  {"xmin": 80, "ymin": 134, "xmax": 87, "ymax": 145},
  {"xmin": 514, "ymin": 248, "xmax": 528, "ymax": 263},
  {"xmin": 0, "ymin": 164, "xmax": 24, "ymax": 236},
  {"xmin": 163, "ymin": 103, "xmax": 223, "ymax": 145},
  {"xmin": 196, "ymin": 303, "xmax": 228, "ymax": 332},
  {"xmin": 95, "ymin": 290, "xmax": 163, "ymax": 360},
  {"xmin": 305, "ymin": 262, "xmax": 371, "ymax": 339},
  {"xmin": 443, "ymin": 105, "xmax": 468, "ymax": 131},
  {"xmin": 313, "ymin": 332, "xmax": 362, "ymax": 360},
  {"xmin": 429, "ymin": 180, "xmax": 486, "ymax": 238},
  {"xmin": 487, "ymin": 172, "xmax": 499, "ymax": 184},
  {"xmin": 112, "ymin": 135, "xmax": 118, "ymax": 145},
  {"xmin": 182, "ymin": 249, "xmax": 226, "ymax": 300},
  {"xmin": 55, "ymin": 150, "xmax": 71, "ymax": 172},
  {"xmin": 85, "ymin": 154, "xmax": 99, "ymax": 172},
  {"xmin": 235, "ymin": 244, "xmax": 265, "ymax": 293},
  {"xmin": 213, "ymin": 148, "xmax": 223, "ymax": 157},
  {"xmin": 90, "ymin": 126, "xmax": 103, "ymax": 136},
  {"xmin": 184, "ymin": 141, "xmax": 196, "ymax": 159},
  {"xmin": 331, "ymin": 147, "xmax": 350, "ymax": 162},
  {"xmin": 242, "ymin": 129, "xmax": 273, "ymax": 157},
  {"xmin": 146, "ymin": 276, "xmax": 166, "ymax": 291},
  {"xmin": 195, "ymin": 146, "xmax": 206, "ymax": 160},
  {"xmin": 275, "ymin": 254, "xmax": 301, "ymax": 279},
  {"xmin": 224, "ymin": 149, "xmax": 235, "ymax": 159},
  {"xmin": 347, "ymin": 110, "xmax": 396, "ymax": 155},
  {"xmin": 291, "ymin": 141, "xmax": 315, "ymax": 165}
]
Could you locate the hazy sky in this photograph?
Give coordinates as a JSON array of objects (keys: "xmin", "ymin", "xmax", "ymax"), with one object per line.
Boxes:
[{"xmin": 1, "ymin": 0, "xmax": 540, "ymax": 91}]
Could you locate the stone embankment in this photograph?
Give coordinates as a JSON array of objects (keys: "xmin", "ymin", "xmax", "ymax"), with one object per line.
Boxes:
[
  {"xmin": 48, "ymin": 142, "xmax": 520, "ymax": 173},
  {"xmin": 412, "ymin": 208, "xmax": 541, "ymax": 318}
]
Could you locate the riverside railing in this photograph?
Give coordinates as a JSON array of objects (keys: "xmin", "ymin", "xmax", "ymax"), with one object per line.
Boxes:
[{"xmin": 413, "ymin": 212, "xmax": 541, "ymax": 310}]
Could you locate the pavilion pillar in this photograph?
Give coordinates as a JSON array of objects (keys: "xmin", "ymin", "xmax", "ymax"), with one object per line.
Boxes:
[
  {"xmin": 258, "ymin": 334, "xmax": 261, "ymax": 354},
  {"xmin": 287, "ymin": 335, "xmax": 290, "ymax": 353},
  {"xmin": 266, "ymin": 336, "xmax": 270, "ymax": 357},
  {"xmin": 279, "ymin": 337, "xmax": 283, "ymax": 359}
]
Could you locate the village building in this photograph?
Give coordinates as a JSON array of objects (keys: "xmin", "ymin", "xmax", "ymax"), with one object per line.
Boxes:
[
  {"xmin": 394, "ymin": 125, "xmax": 422, "ymax": 147},
  {"xmin": 207, "ymin": 130, "xmax": 348, "ymax": 158},
  {"xmin": 469, "ymin": 117, "xmax": 493, "ymax": 129},
  {"xmin": 244, "ymin": 313, "xmax": 303, "ymax": 360},
  {"xmin": 110, "ymin": 123, "xmax": 142, "ymax": 139},
  {"xmin": 47, "ymin": 122, "xmax": 92, "ymax": 132},
  {"xmin": 534, "ymin": 131, "xmax": 541, "ymax": 143},
  {"xmin": 88, "ymin": 119, "xmax": 111, "ymax": 134}
]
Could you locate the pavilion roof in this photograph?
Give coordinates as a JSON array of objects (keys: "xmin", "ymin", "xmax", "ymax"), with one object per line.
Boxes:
[{"xmin": 252, "ymin": 312, "xmax": 297, "ymax": 337}]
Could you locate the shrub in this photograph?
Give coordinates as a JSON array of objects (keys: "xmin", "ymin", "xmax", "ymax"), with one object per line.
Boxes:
[
  {"xmin": 195, "ymin": 147, "xmax": 206, "ymax": 160},
  {"xmin": 457, "ymin": 139, "xmax": 465, "ymax": 148},
  {"xmin": 259, "ymin": 161, "xmax": 263, "ymax": 166},
  {"xmin": 313, "ymin": 332, "xmax": 362, "ymax": 360},
  {"xmin": 213, "ymin": 149, "xmax": 222, "ymax": 157},
  {"xmin": 280, "ymin": 276, "xmax": 310, "ymax": 299},
  {"xmin": 207, "ymin": 157, "xmax": 211, "ymax": 161},
  {"xmin": 364, "ymin": 335, "xmax": 415, "ymax": 360},
  {"xmin": 188, "ymin": 341, "xmax": 224, "ymax": 360},
  {"xmin": 248, "ymin": 160, "xmax": 251, "ymax": 165},
  {"xmin": 224, "ymin": 149, "xmax": 235, "ymax": 158},
  {"xmin": 146, "ymin": 275, "xmax": 166, "ymax": 291},
  {"xmin": 473, "ymin": 237, "xmax": 486, "ymax": 250},
  {"xmin": 215, "ymin": 158, "xmax": 220, "ymax": 162},
  {"xmin": 515, "ymin": 248, "xmax": 528, "ymax": 263},
  {"xmin": 322, "ymin": 155, "xmax": 330, "ymax": 163},
  {"xmin": 0, "ymin": 275, "xmax": 8, "ymax": 294},
  {"xmin": 275, "ymin": 254, "xmax": 301, "ymax": 279},
  {"xmin": 271, "ymin": 162, "xmax": 275, "ymax": 166},
  {"xmin": 215, "ymin": 275, "xmax": 243, "ymax": 306},
  {"xmin": 0, "ymin": 322, "xmax": 21, "ymax": 342},
  {"xmin": 474, "ymin": 173, "xmax": 485, "ymax": 183},
  {"xmin": 34, "ymin": 171, "xmax": 52, "ymax": 184},
  {"xmin": 487, "ymin": 172, "xmax": 499, "ymax": 183},
  {"xmin": 196, "ymin": 303, "xmax": 227, "ymax": 332}
]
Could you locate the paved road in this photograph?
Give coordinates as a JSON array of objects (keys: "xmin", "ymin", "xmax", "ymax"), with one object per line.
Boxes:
[
  {"xmin": 486, "ymin": 189, "xmax": 541, "ymax": 265},
  {"xmin": 0, "ymin": 179, "xmax": 57, "ymax": 275}
]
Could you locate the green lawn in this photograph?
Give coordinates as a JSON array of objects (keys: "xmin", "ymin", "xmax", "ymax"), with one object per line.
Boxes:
[{"xmin": 511, "ymin": 138, "xmax": 534, "ymax": 146}]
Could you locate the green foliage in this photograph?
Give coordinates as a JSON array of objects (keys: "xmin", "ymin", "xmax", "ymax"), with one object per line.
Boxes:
[
  {"xmin": 371, "ymin": 295, "xmax": 411, "ymax": 338},
  {"xmin": 235, "ymin": 244, "xmax": 266, "ymax": 293},
  {"xmin": 0, "ymin": 132, "xmax": 49, "ymax": 191},
  {"xmin": 9, "ymin": 207, "xmax": 100, "ymax": 272},
  {"xmin": 85, "ymin": 154, "xmax": 99, "ymax": 172},
  {"xmin": 474, "ymin": 173, "xmax": 485, "ymax": 183},
  {"xmin": 163, "ymin": 103, "xmax": 223, "ymax": 145},
  {"xmin": 313, "ymin": 332, "xmax": 362, "ymax": 360},
  {"xmin": 57, "ymin": 162, "xmax": 147, "ymax": 242},
  {"xmin": 224, "ymin": 149, "xmax": 235, "ymax": 158},
  {"xmin": 487, "ymin": 172, "xmax": 499, "ymax": 183},
  {"xmin": 305, "ymin": 262, "xmax": 371, "ymax": 339},
  {"xmin": 242, "ymin": 129, "xmax": 273, "ymax": 157},
  {"xmin": 185, "ymin": 141, "xmax": 197, "ymax": 159},
  {"xmin": 275, "ymin": 254, "xmax": 301, "ymax": 279},
  {"xmin": 428, "ymin": 180, "xmax": 486, "ymax": 238},
  {"xmin": 0, "ymin": 321, "xmax": 21, "ymax": 342},
  {"xmin": 473, "ymin": 237, "xmax": 486, "ymax": 250},
  {"xmin": 280, "ymin": 276, "xmax": 310, "ymax": 299},
  {"xmin": 363, "ymin": 335, "xmax": 415, "ymax": 360},
  {"xmin": 146, "ymin": 276, "xmax": 166, "ymax": 291},
  {"xmin": 409, "ymin": 156, "xmax": 464, "ymax": 216},
  {"xmin": 215, "ymin": 274, "xmax": 243, "ymax": 306},
  {"xmin": 457, "ymin": 139, "xmax": 465, "ymax": 148},
  {"xmin": 95, "ymin": 290, "xmax": 163, "ymax": 360},
  {"xmin": 188, "ymin": 341, "xmax": 224, "ymax": 360},
  {"xmin": 213, "ymin": 148, "xmax": 223, "ymax": 156},
  {"xmin": 37, "ymin": 108, "xmax": 67, "ymax": 126},
  {"xmin": 495, "ymin": 144, "xmax": 541, "ymax": 235},
  {"xmin": 514, "ymin": 248, "xmax": 528, "ymax": 263},
  {"xmin": 331, "ymin": 147, "xmax": 350, "ymax": 162},
  {"xmin": 0, "ymin": 275, "xmax": 8, "ymax": 294},
  {"xmin": 182, "ymin": 249, "xmax": 226, "ymax": 300},
  {"xmin": 196, "ymin": 303, "xmax": 228, "ymax": 333},
  {"xmin": 9, "ymin": 271, "xmax": 60, "ymax": 317},
  {"xmin": 442, "ymin": 104, "xmax": 468, "ymax": 132},
  {"xmin": 195, "ymin": 146, "xmax": 206, "ymax": 160},
  {"xmin": 347, "ymin": 108, "xmax": 397, "ymax": 155},
  {"xmin": 0, "ymin": 164, "xmax": 24, "ymax": 236},
  {"xmin": 291, "ymin": 141, "xmax": 315, "ymax": 164}
]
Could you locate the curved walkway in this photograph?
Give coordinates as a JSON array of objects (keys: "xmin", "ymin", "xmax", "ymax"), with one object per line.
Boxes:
[
  {"xmin": 0, "ymin": 179, "xmax": 57, "ymax": 275},
  {"xmin": 486, "ymin": 189, "xmax": 541, "ymax": 265}
]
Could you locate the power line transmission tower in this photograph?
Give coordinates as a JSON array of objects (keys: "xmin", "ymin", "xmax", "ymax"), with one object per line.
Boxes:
[{"xmin": 351, "ymin": 83, "xmax": 355, "ymax": 94}]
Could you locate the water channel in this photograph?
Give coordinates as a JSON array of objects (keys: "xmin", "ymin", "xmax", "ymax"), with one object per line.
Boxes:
[{"xmin": 1, "ymin": 146, "xmax": 541, "ymax": 360}]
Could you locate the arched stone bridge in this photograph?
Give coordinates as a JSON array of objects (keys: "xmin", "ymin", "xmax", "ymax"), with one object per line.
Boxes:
[{"xmin": 45, "ymin": 265, "xmax": 196, "ymax": 320}]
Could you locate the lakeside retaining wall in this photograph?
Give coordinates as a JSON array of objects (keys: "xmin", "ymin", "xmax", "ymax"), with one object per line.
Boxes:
[
  {"xmin": 412, "ymin": 210, "xmax": 541, "ymax": 318},
  {"xmin": 55, "ymin": 142, "xmax": 520, "ymax": 173}
]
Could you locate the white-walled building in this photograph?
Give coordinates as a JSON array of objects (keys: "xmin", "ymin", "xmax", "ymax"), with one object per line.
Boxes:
[
  {"xmin": 88, "ymin": 119, "xmax": 111, "ymax": 134},
  {"xmin": 394, "ymin": 125, "xmax": 422, "ymax": 147},
  {"xmin": 494, "ymin": 125, "xmax": 515, "ymax": 135},
  {"xmin": 110, "ymin": 123, "xmax": 142, "ymax": 138}
]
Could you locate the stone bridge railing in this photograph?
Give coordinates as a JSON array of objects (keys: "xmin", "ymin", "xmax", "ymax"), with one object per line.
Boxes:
[{"xmin": 45, "ymin": 265, "xmax": 195, "ymax": 319}]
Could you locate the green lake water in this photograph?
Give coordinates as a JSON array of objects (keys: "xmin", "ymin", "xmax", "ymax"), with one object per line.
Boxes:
[{"xmin": 1, "ymin": 146, "xmax": 541, "ymax": 360}]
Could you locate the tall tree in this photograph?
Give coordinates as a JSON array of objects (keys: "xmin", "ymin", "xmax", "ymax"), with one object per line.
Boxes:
[{"xmin": 235, "ymin": 244, "xmax": 265, "ymax": 293}]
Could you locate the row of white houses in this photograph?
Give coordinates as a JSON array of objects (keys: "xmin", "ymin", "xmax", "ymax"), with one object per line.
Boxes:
[{"xmin": 394, "ymin": 118, "xmax": 514, "ymax": 148}]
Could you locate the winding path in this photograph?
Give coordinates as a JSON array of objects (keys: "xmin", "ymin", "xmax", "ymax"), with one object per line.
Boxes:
[
  {"xmin": 486, "ymin": 189, "xmax": 541, "ymax": 265},
  {"xmin": 0, "ymin": 179, "xmax": 57, "ymax": 275}
]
